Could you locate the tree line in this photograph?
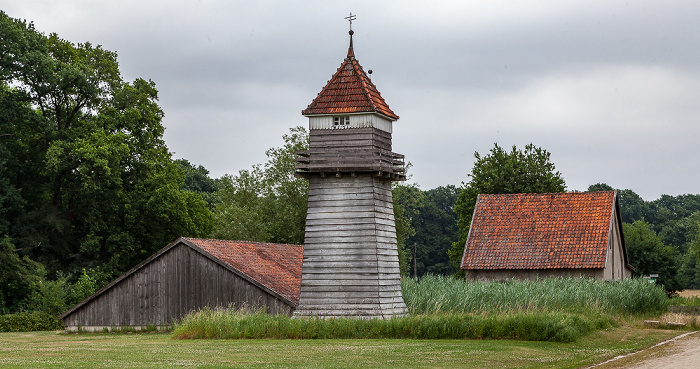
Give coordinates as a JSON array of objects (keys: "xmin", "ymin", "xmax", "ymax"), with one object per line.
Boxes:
[{"xmin": 1, "ymin": 11, "xmax": 697, "ymax": 315}]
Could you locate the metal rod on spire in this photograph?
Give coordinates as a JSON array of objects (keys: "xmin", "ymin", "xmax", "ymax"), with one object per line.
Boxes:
[{"xmin": 345, "ymin": 12, "xmax": 356, "ymax": 31}]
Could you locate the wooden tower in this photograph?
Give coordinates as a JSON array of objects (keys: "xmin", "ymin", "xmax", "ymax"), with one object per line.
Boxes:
[{"xmin": 293, "ymin": 21, "xmax": 408, "ymax": 318}]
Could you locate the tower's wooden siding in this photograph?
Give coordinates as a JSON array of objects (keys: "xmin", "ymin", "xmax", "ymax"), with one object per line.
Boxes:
[
  {"xmin": 296, "ymin": 127, "xmax": 405, "ymax": 179},
  {"xmin": 61, "ymin": 244, "xmax": 293, "ymax": 330},
  {"xmin": 294, "ymin": 174, "xmax": 407, "ymax": 318},
  {"xmin": 308, "ymin": 115, "xmax": 393, "ymax": 132}
]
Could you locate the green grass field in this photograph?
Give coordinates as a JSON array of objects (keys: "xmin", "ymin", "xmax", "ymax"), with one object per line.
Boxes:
[{"xmin": 0, "ymin": 327, "xmax": 683, "ymax": 368}]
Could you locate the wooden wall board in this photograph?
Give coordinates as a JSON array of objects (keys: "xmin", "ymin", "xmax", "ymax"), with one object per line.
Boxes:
[
  {"xmin": 294, "ymin": 174, "xmax": 407, "ymax": 319},
  {"xmin": 61, "ymin": 241, "xmax": 295, "ymax": 329}
]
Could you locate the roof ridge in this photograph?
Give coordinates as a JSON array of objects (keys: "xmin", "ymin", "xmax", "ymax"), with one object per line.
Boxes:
[{"xmin": 182, "ymin": 236, "xmax": 303, "ymax": 248}]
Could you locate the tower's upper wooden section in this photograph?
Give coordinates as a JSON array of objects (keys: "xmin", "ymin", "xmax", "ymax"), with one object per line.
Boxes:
[
  {"xmin": 296, "ymin": 29, "xmax": 405, "ymax": 180},
  {"xmin": 302, "ymin": 32, "xmax": 399, "ymax": 121}
]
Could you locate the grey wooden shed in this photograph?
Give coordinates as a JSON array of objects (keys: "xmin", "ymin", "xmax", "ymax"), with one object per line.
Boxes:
[{"xmin": 59, "ymin": 237, "xmax": 303, "ymax": 332}]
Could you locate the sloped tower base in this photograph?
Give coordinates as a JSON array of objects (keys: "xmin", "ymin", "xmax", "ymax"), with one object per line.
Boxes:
[{"xmin": 293, "ymin": 174, "xmax": 407, "ymax": 318}]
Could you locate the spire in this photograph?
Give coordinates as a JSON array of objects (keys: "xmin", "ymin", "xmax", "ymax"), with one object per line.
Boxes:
[
  {"xmin": 302, "ymin": 13, "xmax": 398, "ymax": 120},
  {"xmin": 345, "ymin": 12, "xmax": 356, "ymax": 57}
]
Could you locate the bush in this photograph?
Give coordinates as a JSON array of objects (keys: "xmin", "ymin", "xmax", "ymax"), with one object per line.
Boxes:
[{"xmin": 0, "ymin": 311, "xmax": 63, "ymax": 332}]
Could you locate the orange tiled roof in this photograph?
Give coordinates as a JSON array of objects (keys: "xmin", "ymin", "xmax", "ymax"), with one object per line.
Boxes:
[
  {"xmin": 185, "ymin": 238, "xmax": 303, "ymax": 304},
  {"xmin": 302, "ymin": 36, "xmax": 399, "ymax": 120},
  {"xmin": 461, "ymin": 192, "xmax": 617, "ymax": 270}
]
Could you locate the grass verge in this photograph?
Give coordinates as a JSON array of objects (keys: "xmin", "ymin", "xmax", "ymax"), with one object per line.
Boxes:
[{"xmin": 0, "ymin": 327, "xmax": 685, "ymax": 368}]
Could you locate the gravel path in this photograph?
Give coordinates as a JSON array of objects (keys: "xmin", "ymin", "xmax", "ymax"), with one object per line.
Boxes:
[
  {"xmin": 590, "ymin": 331, "xmax": 700, "ymax": 368},
  {"xmin": 629, "ymin": 332, "xmax": 700, "ymax": 369}
]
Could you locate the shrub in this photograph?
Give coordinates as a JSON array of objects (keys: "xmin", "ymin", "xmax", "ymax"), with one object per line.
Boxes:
[{"xmin": 0, "ymin": 311, "xmax": 63, "ymax": 332}]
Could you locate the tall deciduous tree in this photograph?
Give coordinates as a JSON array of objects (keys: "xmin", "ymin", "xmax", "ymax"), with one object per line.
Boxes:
[
  {"xmin": 680, "ymin": 217, "xmax": 700, "ymax": 289},
  {"xmin": 212, "ymin": 127, "xmax": 309, "ymax": 245},
  {"xmin": 0, "ymin": 11, "xmax": 212, "ymax": 282},
  {"xmin": 406, "ymin": 185, "xmax": 460, "ymax": 277},
  {"xmin": 448, "ymin": 143, "xmax": 566, "ymax": 272},
  {"xmin": 393, "ymin": 181, "xmax": 425, "ymax": 276},
  {"xmin": 623, "ymin": 220, "xmax": 682, "ymax": 293}
]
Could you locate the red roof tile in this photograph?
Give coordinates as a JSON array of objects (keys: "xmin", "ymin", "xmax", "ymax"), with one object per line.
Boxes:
[
  {"xmin": 461, "ymin": 192, "xmax": 617, "ymax": 270},
  {"xmin": 184, "ymin": 238, "xmax": 303, "ymax": 304},
  {"xmin": 302, "ymin": 36, "xmax": 399, "ymax": 120}
]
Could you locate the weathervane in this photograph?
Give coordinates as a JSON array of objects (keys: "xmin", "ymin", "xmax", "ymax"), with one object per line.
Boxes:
[{"xmin": 345, "ymin": 12, "xmax": 356, "ymax": 32}]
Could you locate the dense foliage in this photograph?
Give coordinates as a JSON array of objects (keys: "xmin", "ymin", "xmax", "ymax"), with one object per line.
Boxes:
[
  {"xmin": 0, "ymin": 11, "xmax": 211, "ymax": 314},
  {"xmin": 211, "ymin": 126, "xmax": 309, "ymax": 245},
  {"xmin": 588, "ymin": 183, "xmax": 700, "ymax": 291},
  {"xmin": 0, "ymin": 311, "xmax": 62, "ymax": 332},
  {"xmin": 394, "ymin": 185, "xmax": 460, "ymax": 277},
  {"xmin": 448, "ymin": 143, "xmax": 566, "ymax": 272}
]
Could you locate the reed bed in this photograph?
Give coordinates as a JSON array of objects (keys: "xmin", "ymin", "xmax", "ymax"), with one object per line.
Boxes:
[
  {"xmin": 402, "ymin": 275, "xmax": 669, "ymax": 316},
  {"xmin": 171, "ymin": 276, "xmax": 669, "ymax": 342}
]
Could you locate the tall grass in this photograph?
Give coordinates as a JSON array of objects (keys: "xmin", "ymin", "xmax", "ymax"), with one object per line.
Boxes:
[
  {"xmin": 172, "ymin": 276, "xmax": 668, "ymax": 342},
  {"xmin": 172, "ymin": 306, "xmax": 612, "ymax": 342},
  {"xmin": 402, "ymin": 275, "xmax": 669, "ymax": 315}
]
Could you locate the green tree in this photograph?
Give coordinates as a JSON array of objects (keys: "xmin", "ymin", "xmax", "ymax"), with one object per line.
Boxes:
[
  {"xmin": 587, "ymin": 184, "xmax": 649, "ymax": 224},
  {"xmin": 393, "ymin": 181, "xmax": 425, "ymax": 276},
  {"xmin": 623, "ymin": 220, "xmax": 682, "ymax": 293},
  {"xmin": 0, "ymin": 12, "xmax": 212, "ymax": 282},
  {"xmin": 406, "ymin": 185, "xmax": 460, "ymax": 277},
  {"xmin": 448, "ymin": 143, "xmax": 566, "ymax": 272},
  {"xmin": 679, "ymin": 214, "xmax": 700, "ymax": 289},
  {"xmin": 0, "ymin": 237, "xmax": 44, "ymax": 314},
  {"xmin": 212, "ymin": 127, "xmax": 308, "ymax": 245},
  {"xmin": 175, "ymin": 159, "xmax": 220, "ymax": 209}
]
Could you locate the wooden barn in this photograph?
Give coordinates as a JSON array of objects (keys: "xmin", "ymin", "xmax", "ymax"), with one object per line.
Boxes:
[
  {"xmin": 461, "ymin": 191, "xmax": 635, "ymax": 282},
  {"xmin": 59, "ymin": 237, "xmax": 303, "ymax": 332}
]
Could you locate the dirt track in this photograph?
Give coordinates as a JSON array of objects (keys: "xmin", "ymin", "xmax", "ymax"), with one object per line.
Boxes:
[{"xmin": 591, "ymin": 331, "xmax": 700, "ymax": 368}]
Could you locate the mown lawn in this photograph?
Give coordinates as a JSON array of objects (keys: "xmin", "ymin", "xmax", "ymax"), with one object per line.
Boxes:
[{"xmin": 0, "ymin": 327, "xmax": 683, "ymax": 368}]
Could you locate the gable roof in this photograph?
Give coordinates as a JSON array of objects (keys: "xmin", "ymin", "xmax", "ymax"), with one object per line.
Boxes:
[
  {"xmin": 59, "ymin": 237, "xmax": 303, "ymax": 319},
  {"xmin": 301, "ymin": 34, "xmax": 399, "ymax": 120},
  {"xmin": 183, "ymin": 238, "xmax": 302, "ymax": 304},
  {"xmin": 461, "ymin": 191, "xmax": 626, "ymax": 270}
]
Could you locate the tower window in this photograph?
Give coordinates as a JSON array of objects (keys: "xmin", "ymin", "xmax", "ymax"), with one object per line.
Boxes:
[{"xmin": 333, "ymin": 116, "xmax": 350, "ymax": 127}]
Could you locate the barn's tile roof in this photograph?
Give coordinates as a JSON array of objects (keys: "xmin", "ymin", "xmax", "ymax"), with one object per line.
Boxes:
[
  {"xmin": 301, "ymin": 35, "xmax": 399, "ymax": 120},
  {"xmin": 185, "ymin": 238, "xmax": 303, "ymax": 304},
  {"xmin": 461, "ymin": 192, "xmax": 617, "ymax": 270}
]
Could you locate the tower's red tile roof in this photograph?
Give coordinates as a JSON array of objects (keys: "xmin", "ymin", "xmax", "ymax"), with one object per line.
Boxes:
[
  {"xmin": 184, "ymin": 238, "xmax": 303, "ymax": 304},
  {"xmin": 461, "ymin": 192, "xmax": 617, "ymax": 270},
  {"xmin": 302, "ymin": 36, "xmax": 399, "ymax": 120}
]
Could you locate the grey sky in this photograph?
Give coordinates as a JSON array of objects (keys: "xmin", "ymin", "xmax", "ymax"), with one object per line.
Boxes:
[{"xmin": 5, "ymin": 1, "xmax": 700, "ymax": 200}]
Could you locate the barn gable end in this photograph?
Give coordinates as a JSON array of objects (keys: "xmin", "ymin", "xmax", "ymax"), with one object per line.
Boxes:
[{"xmin": 59, "ymin": 238, "xmax": 302, "ymax": 332}]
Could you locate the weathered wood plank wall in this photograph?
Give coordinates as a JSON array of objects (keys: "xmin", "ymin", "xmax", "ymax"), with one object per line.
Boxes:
[
  {"xmin": 62, "ymin": 244, "xmax": 293, "ymax": 328},
  {"xmin": 294, "ymin": 174, "xmax": 407, "ymax": 318},
  {"xmin": 296, "ymin": 128, "xmax": 404, "ymax": 178}
]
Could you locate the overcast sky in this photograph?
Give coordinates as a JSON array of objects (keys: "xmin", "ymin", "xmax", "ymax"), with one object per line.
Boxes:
[{"xmin": 5, "ymin": 1, "xmax": 700, "ymax": 200}]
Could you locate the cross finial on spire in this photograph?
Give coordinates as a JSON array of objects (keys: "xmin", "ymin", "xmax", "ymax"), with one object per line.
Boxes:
[
  {"xmin": 345, "ymin": 12, "xmax": 356, "ymax": 56},
  {"xmin": 345, "ymin": 12, "xmax": 356, "ymax": 32}
]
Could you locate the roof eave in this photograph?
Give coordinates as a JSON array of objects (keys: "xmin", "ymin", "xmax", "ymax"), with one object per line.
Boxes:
[{"xmin": 302, "ymin": 111, "xmax": 398, "ymax": 121}]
